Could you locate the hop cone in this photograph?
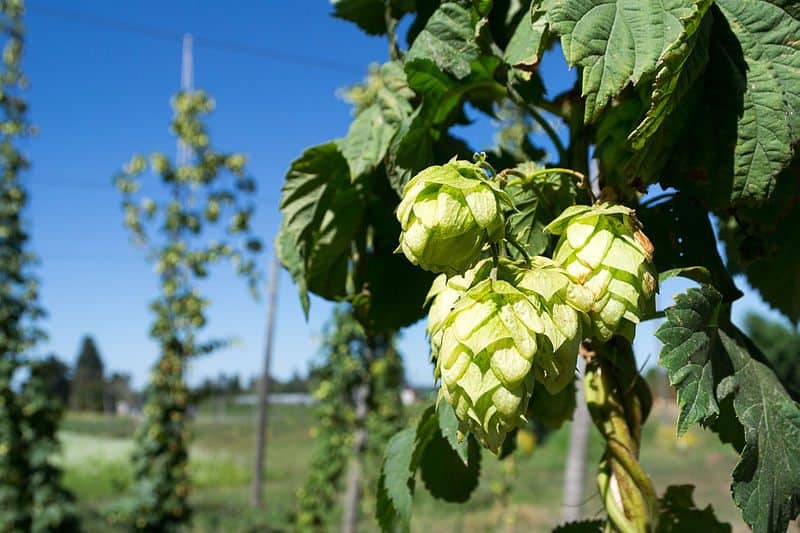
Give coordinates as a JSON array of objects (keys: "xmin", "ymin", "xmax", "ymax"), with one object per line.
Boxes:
[
  {"xmin": 427, "ymin": 259, "xmax": 586, "ymax": 452},
  {"xmin": 397, "ymin": 159, "xmax": 510, "ymax": 275},
  {"xmin": 425, "ymin": 261, "xmax": 494, "ymax": 366},
  {"xmin": 515, "ymin": 258, "xmax": 590, "ymax": 395},
  {"xmin": 546, "ymin": 204, "xmax": 657, "ymax": 342}
]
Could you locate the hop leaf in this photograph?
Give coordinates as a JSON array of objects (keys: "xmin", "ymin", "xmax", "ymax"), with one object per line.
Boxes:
[
  {"xmin": 397, "ymin": 159, "xmax": 511, "ymax": 275},
  {"xmin": 428, "ymin": 259, "xmax": 585, "ymax": 452},
  {"xmin": 546, "ymin": 203, "xmax": 657, "ymax": 342}
]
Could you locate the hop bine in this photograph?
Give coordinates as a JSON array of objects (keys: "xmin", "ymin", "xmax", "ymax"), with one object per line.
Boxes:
[
  {"xmin": 396, "ymin": 159, "xmax": 511, "ymax": 276},
  {"xmin": 546, "ymin": 204, "xmax": 657, "ymax": 342},
  {"xmin": 426, "ymin": 259, "xmax": 589, "ymax": 453}
]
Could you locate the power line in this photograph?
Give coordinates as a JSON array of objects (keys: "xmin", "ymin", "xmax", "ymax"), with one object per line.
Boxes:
[{"xmin": 26, "ymin": 2, "xmax": 364, "ymax": 75}]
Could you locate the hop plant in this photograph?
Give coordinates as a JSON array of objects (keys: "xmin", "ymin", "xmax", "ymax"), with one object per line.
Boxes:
[
  {"xmin": 396, "ymin": 159, "xmax": 511, "ymax": 275},
  {"xmin": 546, "ymin": 204, "xmax": 657, "ymax": 342},
  {"xmin": 428, "ymin": 259, "xmax": 587, "ymax": 452}
]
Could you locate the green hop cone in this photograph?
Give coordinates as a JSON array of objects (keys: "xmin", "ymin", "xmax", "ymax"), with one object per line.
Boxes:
[
  {"xmin": 515, "ymin": 257, "xmax": 590, "ymax": 394},
  {"xmin": 396, "ymin": 159, "xmax": 511, "ymax": 275},
  {"xmin": 425, "ymin": 261, "xmax": 494, "ymax": 367},
  {"xmin": 428, "ymin": 259, "xmax": 587, "ymax": 452},
  {"xmin": 546, "ymin": 203, "xmax": 657, "ymax": 342}
]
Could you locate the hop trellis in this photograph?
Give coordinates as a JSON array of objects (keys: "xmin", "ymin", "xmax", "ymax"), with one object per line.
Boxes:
[{"xmin": 115, "ymin": 90, "xmax": 261, "ymax": 530}]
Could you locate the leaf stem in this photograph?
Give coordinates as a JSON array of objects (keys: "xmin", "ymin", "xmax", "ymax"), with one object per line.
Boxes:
[
  {"xmin": 504, "ymin": 232, "xmax": 532, "ymax": 265},
  {"xmin": 490, "ymin": 243, "xmax": 500, "ymax": 280}
]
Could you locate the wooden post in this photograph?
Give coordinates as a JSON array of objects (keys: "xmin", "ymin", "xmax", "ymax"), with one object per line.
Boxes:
[{"xmin": 252, "ymin": 255, "xmax": 280, "ymax": 508}]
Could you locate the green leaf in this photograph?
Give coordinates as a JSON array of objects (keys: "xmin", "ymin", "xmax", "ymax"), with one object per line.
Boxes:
[
  {"xmin": 437, "ymin": 402, "xmax": 468, "ymax": 463},
  {"xmin": 504, "ymin": 3, "xmax": 548, "ymax": 74},
  {"xmin": 419, "ymin": 432, "xmax": 481, "ymax": 503},
  {"xmin": 386, "ymin": 108, "xmax": 437, "ymax": 193},
  {"xmin": 659, "ymin": 284, "xmax": 800, "ymax": 531},
  {"xmin": 718, "ymin": 161, "xmax": 800, "ymax": 324},
  {"xmin": 656, "ymin": 485, "xmax": 731, "ymax": 532},
  {"xmin": 658, "ymin": 266, "xmax": 711, "ymax": 285},
  {"xmin": 628, "ymin": 1, "xmax": 713, "ymax": 149},
  {"xmin": 360, "ymin": 248, "xmax": 436, "ymax": 332},
  {"xmin": 719, "ymin": 329, "xmax": 800, "ymax": 533},
  {"xmin": 504, "ymin": 163, "xmax": 579, "ymax": 259},
  {"xmin": 331, "ymin": 0, "xmax": 415, "ymax": 36},
  {"xmin": 655, "ymin": 285, "xmax": 723, "ymax": 436},
  {"xmin": 332, "ymin": 0, "xmax": 387, "ymax": 35},
  {"xmin": 714, "ymin": 0, "xmax": 800, "ymax": 204},
  {"xmin": 552, "ymin": 520, "xmax": 604, "ymax": 532},
  {"xmin": 376, "ymin": 405, "xmax": 439, "ymax": 532},
  {"xmin": 544, "ymin": 0, "xmax": 696, "ymax": 123},
  {"xmin": 593, "ymin": 92, "xmax": 648, "ymax": 194},
  {"xmin": 527, "ymin": 378, "xmax": 576, "ymax": 429},
  {"xmin": 275, "ymin": 222, "xmax": 309, "ymax": 316},
  {"xmin": 637, "ymin": 196, "xmax": 741, "ymax": 303},
  {"xmin": 406, "ymin": 2, "xmax": 480, "ymax": 79},
  {"xmin": 341, "ymin": 63, "xmax": 414, "ymax": 180},
  {"xmin": 405, "ymin": 57, "xmax": 505, "ymax": 128},
  {"xmin": 376, "ymin": 428, "xmax": 416, "ymax": 532},
  {"xmin": 634, "ymin": 3, "xmax": 800, "ymax": 209},
  {"xmin": 341, "ymin": 105, "xmax": 399, "ymax": 179},
  {"xmin": 473, "ymin": 0, "xmax": 493, "ymax": 17},
  {"xmin": 278, "ymin": 142, "xmax": 362, "ymax": 306},
  {"xmin": 389, "ymin": 58, "xmax": 498, "ymax": 193}
]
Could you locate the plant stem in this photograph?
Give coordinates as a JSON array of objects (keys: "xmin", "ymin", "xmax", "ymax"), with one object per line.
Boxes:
[
  {"xmin": 506, "ymin": 84, "xmax": 567, "ymax": 162},
  {"xmin": 584, "ymin": 339, "xmax": 657, "ymax": 532},
  {"xmin": 505, "ymin": 232, "xmax": 532, "ymax": 264},
  {"xmin": 384, "ymin": 4, "xmax": 399, "ymax": 60},
  {"xmin": 490, "ymin": 243, "xmax": 500, "ymax": 280},
  {"xmin": 473, "ymin": 151, "xmax": 498, "ymax": 178}
]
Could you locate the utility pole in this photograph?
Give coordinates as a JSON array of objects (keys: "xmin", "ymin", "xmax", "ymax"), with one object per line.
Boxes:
[
  {"xmin": 252, "ymin": 255, "xmax": 280, "ymax": 507},
  {"xmin": 561, "ymin": 356, "xmax": 590, "ymax": 521}
]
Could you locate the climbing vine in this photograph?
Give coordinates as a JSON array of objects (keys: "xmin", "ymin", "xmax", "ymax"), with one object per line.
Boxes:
[
  {"xmin": 293, "ymin": 306, "xmax": 404, "ymax": 532},
  {"xmin": 0, "ymin": 1, "xmax": 79, "ymax": 531},
  {"xmin": 115, "ymin": 90, "xmax": 261, "ymax": 530}
]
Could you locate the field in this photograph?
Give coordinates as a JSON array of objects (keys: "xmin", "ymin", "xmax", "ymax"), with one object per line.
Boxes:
[{"xmin": 60, "ymin": 401, "xmax": 749, "ymax": 532}]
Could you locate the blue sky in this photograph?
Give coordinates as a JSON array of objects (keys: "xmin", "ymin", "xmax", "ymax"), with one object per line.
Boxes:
[{"xmin": 21, "ymin": 1, "xmax": 788, "ymax": 388}]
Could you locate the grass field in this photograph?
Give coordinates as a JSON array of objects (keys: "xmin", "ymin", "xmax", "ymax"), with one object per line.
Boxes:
[{"xmin": 59, "ymin": 401, "xmax": 751, "ymax": 532}]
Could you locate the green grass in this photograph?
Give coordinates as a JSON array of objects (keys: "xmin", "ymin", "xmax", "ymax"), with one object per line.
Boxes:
[{"xmin": 59, "ymin": 402, "xmax": 749, "ymax": 532}]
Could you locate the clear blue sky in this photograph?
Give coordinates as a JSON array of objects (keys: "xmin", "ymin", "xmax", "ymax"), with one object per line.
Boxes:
[{"xmin": 22, "ymin": 1, "xmax": 788, "ymax": 389}]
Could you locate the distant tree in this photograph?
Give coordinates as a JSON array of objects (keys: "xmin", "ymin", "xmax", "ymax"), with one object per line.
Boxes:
[
  {"xmin": 745, "ymin": 313, "xmax": 800, "ymax": 402},
  {"xmin": 270, "ymin": 370, "xmax": 309, "ymax": 394},
  {"xmin": 35, "ymin": 354, "xmax": 71, "ymax": 405},
  {"xmin": 106, "ymin": 372, "xmax": 134, "ymax": 413},
  {"xmin": 283, "ymin": 370, "xmax": 309, "ymax": 393},
  {"xmin": 70, "ymin": 336, "xmax": 105, "ymax": 411}
]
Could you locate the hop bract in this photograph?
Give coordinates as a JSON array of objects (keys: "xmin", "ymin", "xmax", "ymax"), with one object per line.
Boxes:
[
  {"xmin": 515, "ymin": 258, "xmax": 590, "ymax": 395},
  {"xmin": 396, "ymin": 159, "xmax": 510, "ymax": 275},
  {"xmin": 428, "ymin": 259, "xmax": 587, "ymax": 453},
  {"xmin": 546, "ymin": 204, "xmax": 657, "ymax": 342},
  {"xmin": 425, "ymin": 261, "xmax": 494, "ymax": 367}
]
